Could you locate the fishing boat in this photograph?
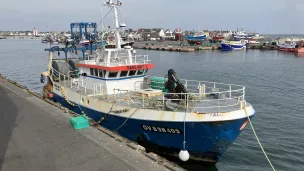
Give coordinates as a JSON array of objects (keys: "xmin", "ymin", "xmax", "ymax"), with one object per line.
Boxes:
[
  {"xmin": 79, "ymin": 39, "xmax": 91, "ymax": 46},
  {"xmin": 232, "ymin": 31, "xmax": 253, "ymax": 40},
  {"xmin": 184, "ymin": 33, "xmax": 206, "ymax": 42},
  {"xmin": 212, "ymin": 35, "xmax": 225, "ymax": 41},
  {"xmin": 41, "ymin": 0, "xmax": 255, "ymax": 164},
  {"xmin": 278, "ymin": 40, "xmax": 297, "ymax": 52},
  {"xmin": 221, "ymin": 41, "xmax": 247, "ymax": 51}
]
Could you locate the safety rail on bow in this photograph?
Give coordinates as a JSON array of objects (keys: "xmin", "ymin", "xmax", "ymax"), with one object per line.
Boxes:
[
  {"xmin": 51, "ymin": 68, "xmax": 104, "ymax": 96},
  {"xmin": 133, "ymin": 76, "xmax": 246, "ymax": 110}
]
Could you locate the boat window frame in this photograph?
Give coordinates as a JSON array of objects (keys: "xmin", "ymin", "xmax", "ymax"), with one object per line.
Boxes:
[
  {"xmin": 119, "ymin": 70, "xmax": 129, "ymax": 77},
  {"xmin": 90, "ymin": 68, "xmax": 94, "ymax": 76},
  {"xmin": 129, "ymin": 70, "xmax": 137, "ymax": 76},
  {"xmin": 94, "ymin": 69, "xmax": 99, "ymax": 77},
  {"xmin": 108, "ymin": 71, "xmax": 118, "ymax": 78},
  {"xmin": 99, "ymin": 70, "xmax": 105, "ymax": 78},
  {"xmin": 137, "ymin": 69, "xmax": 145, "ymax": 75}
]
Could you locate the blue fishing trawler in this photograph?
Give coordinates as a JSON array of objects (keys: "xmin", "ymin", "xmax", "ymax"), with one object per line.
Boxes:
[
  {"xmin": 41, "ymin": 0, "xmax": 255, "ymax": 164},
  {"xmin": 185, "ymin": 33, "xmax": 206, "ymax": 42},
  {"xmin": 221, "ymin": 41, "xmax": 248, "ymax": 51}
]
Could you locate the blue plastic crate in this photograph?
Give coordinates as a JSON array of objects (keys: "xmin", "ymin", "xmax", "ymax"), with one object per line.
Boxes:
[{"xmin": 69, "ymin": 115, "xmax": 89, "ymax": 130}]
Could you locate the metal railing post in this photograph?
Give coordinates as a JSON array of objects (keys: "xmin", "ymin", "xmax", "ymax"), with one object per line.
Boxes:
[
  {"xmin": 142, "ymin": 94, "xmax": 145, "ymax": 108},
  {"xmin": 229, "ymin": 85, "xmax": 232, "ymax": 99},
  {"xmin": 162, "ymin": 94, "xmax": 165, "ymax": 106},
  {"xmin": 243, "ymin": 87, "xmax": 246, "ymax": 100}
]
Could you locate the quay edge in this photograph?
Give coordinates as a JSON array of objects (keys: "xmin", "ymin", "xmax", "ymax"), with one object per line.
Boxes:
[{"xmin": 0, "ymin": 73, "xmax": 185, "ymax": 171}]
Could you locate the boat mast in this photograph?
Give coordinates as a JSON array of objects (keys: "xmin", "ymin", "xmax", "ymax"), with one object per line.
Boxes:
[{"xmin": 104, "ymin": 0, "xmax": 122, "ymax": 49}]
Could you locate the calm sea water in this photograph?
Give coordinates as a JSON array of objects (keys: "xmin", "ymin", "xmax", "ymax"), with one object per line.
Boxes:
[{"xmin": 1, "ymin": 39, "xmax": 304, "ymax": 171}]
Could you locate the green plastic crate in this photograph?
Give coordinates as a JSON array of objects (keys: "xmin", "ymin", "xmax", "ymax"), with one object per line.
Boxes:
[
  {"xmin": 69, "ymin": 115, "xmax": 89, "ymax": 130},
  {"xmin": 150, "ymin": 77, "xmax": 168, "ymax": 92}
]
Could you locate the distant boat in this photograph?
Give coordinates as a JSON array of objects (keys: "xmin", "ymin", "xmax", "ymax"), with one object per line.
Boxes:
[
  {"xmin": 221, "ymin": 41, "xmax": 247, "ymax": 51},
  {"xmin": 212, "ymin": 35, "xmax": 225, "ymax": 41},
  {"xmin": 233, "ymin": 31, "xmax": 253, "ymax": 40},
  {"xmin": 41, "ymin": 39, "xmax": 48, "ymax": 43},
  {"xmin": 79, "ymin": 39, "xmax": 90, "ymax": 46},
  {"xmin": 278, "ymin": 41, "xmax": 297, "ymax": 52},
  {"xmin": 248, "ymin": 40, "xmax": 260, "ymax": 44},
  {"xmin": 185, "ymin": 34, "xmax": 206, "ymax": 42},
  {"xmin": 51, "ymin": 41, "xmax": 59, "ymax": 44}
]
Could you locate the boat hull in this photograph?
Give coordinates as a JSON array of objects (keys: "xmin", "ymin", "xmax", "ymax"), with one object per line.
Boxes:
[
  {"xmin": 185, "ymin": 35, "xmax": 207, "ymax": 42},
  {"xmin": 52, "ymin": 92, "xmax": 254, "ymax": 163},
  {"xmin": 221, "ymin": 43, "xmax": 247, "ymax": 51}
]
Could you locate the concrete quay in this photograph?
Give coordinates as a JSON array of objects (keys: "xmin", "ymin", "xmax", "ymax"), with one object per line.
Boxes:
[{"xmin": 0, "ymin": 75, "xmax": 184, "ymax": 171}]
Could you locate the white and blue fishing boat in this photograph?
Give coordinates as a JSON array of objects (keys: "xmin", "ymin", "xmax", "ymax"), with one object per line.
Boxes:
[
  {"xmin": 232, "ymin": 31, "xmax": 253, "ymax": 41},
  {"xmin": 41, "ymin": 0, "xmax": 255, "ymax": 164},
  {"xmin": 221, "ymin": 41, "xmax": 248, "ymax": 51}
]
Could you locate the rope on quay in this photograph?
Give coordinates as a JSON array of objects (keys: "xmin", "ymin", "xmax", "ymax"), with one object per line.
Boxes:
[{"xmin": 242, "ymin": 101, "xmax": 276, "ymax": 171}]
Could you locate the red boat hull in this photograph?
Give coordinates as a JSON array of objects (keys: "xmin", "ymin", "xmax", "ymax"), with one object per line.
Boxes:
[
  {"xmin": 287, "ymin": 48, "xmax": 297, "ymax": 52},
  {"xmin": 212, "ymin": 36, "xmax": 224, "ymax": 41}
]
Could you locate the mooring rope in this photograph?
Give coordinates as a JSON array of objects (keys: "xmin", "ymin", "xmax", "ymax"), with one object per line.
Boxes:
[
  {"xmin": 113, "ymin": 108, "xmax": 139, "ymax": 131},
  {"xmin": 242, "ymin": 101, "xmax": 276, "ymax": 171},
  {"xmin": 182, "ymin": 108, "xmax": 187, "ymax": 149}
]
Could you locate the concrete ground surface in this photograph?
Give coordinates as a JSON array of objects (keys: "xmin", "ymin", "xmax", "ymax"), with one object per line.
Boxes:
[{"xmin": 0, "ymin": 77, "xmax": 181, "ymax": 171}]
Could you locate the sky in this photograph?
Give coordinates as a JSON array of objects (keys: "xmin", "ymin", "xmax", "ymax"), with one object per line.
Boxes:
[{"xmin": 0, "ymin": 0, "xmax": 303, "ymax": 34}]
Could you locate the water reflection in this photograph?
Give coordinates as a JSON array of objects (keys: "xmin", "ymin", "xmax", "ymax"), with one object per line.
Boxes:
[{"xmin": 293, "ymin": 53, "xmax": 304, "ymax": 58}]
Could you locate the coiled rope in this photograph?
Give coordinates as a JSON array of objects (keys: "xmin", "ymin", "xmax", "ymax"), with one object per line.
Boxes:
[{"xmin": 242, "ymin": 101, "xmax": 276, "ymax": 171}]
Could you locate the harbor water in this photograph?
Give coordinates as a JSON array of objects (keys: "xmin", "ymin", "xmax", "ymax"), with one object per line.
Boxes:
[{"xmin": 1, "ymin": 39, "xmax": 304, "ymax": 171}]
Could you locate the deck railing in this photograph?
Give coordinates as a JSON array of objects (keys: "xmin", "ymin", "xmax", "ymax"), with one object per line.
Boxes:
[
  {"xmin": 51, "ymin": 68, "xmax": 104, "ymax": 96},
  {"xmin": 134, "ymin": 76, "xmax": 245, "ymax": 110},
  {"xmin": 51, "ymin": 70, "xmax": 245, "ymax": 110},
  {"xmin": 96, "ymin": 54, "xmax": 150, "ymax": 66}
]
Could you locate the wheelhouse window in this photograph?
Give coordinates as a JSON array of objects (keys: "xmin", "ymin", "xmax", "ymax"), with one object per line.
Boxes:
[
  {"xmin": 108, "ymin": 71, "xmax": 118, "ymax": 78},
  {"xmin": 94, "ymin": 69, "xmax": 99, "ymax": 77},
  {"xmin": 137, "ymin": 69, "xmax": 144, "ymax": 75},
  {"xmin": 129, "ymin": 70, "xmax": 136, "ymax": 76},
  {"xmin": 99, "ymin": 70, "xmax": 105, "ymax": 78},
  {"xmin": 90, "ymin": 68, "xmax": 94, "ymax": 75},
  {"xmin": 120, "ymin": 71, "xmax": 128, "ymax": 77}
]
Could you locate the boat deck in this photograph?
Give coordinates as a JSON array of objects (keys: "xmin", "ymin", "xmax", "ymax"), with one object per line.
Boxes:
[{"xmin": 59, "ymin": 79, "xmax": 246, "ymax": 113}]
